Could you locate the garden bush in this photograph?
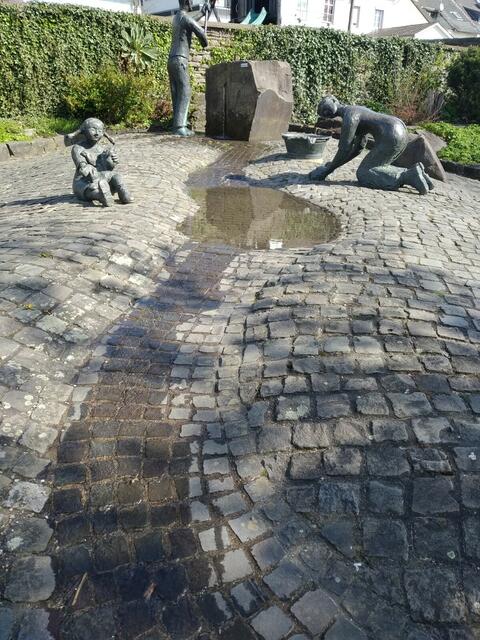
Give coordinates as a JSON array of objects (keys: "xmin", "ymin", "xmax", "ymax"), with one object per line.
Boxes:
[
  {"xmin": 447, "ymin": 47, "xmax": 480, "ymax": 123},
  {"xmin": 423, "ymin": 122, "xmax": 480, "ymax": 164},
  {"xmin": 63, "ymin": 67, "xmax": 159, "ymax": 127}
]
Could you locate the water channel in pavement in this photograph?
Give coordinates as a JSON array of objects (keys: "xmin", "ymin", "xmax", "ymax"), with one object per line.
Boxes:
[
  {"xmin": 180, "ymin": 139, "xmax": 340, "ymax": 251},
  {"xmin": 179, "ymin": 185, "xmax": 341, "ymax": 250}
]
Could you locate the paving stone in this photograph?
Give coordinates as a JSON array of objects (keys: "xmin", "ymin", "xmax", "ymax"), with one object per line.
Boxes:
[
  {"xmin": 389, "ymin": 393, "xmax": 432, "ymax": 418},
  {"xmin": 263, "ymin": 561, "xmax": 304, "ymax": 599},
  {"xmin": 258, "ymin": 425, "xmax": 292, "ymax": 452},
  {"xmin": 199, "ymin": 526, "xmax": 231, "ymax": 552},
  {"xmin": 366, "ymin": 446, "xmax": 410, "ymax": 476},
  {"xmin": 229, "ymin": 511, "xmax": 270, "ymax": 543},
  {"xmin": 368, "ymin": 480, "xmax": 404, "ymax": 515},
  {"xmin": 251, "ymin": 605, "xmax": 294, "ymax": 640},
  {"xmin": 251, "ymin": 537, "xmax": 285, "ymax": 570},
  {"xmin": 412, "ymin": 417, "xmax": 457, "ymax": 443},
  {"xmin": 413, "ymin": 478, "xmax": 459, "ymax": 514},
  {"xmin": 18, "ymin": 609, "xmax": 54, "ymax": 640},
  {"xmin": 356, "ymin": 393, "xmax": 389, "ymax": 415},
  {"xmin": 410, "ymin": 447, "xmax": 452, "ymax": 473},
  {"xmin": 372, "ymin": 419, "xmax": 409, "ymax": 442},
  {"xmin": 0, "ymin": 607, "xmax": 14, "ymax": 640},
  {"xmin": 318, "ymin": 482, "xmax": 360, "ymax": 514},
  {"xmin": 461, "ymin": 474, "xmax": 480, "ymax": 509},
  {"xmin": 277, "ymin": 395, "xmax": 311, "ymax": 421},
  {"xmin": 3, "ymin": 481, "xmax": 50, "ymax": 513},
  {"xmin": 454, "ymin": 447, "xmax": 480, "ymax": 472},
  {"xmin": 218, "ymin": 549, "xmax": 252, "ymax": 583},
  {"xmin": 321, "ymin": 519, "xmax": 355, "ymax": 558},
  {"xmin": 163, "ymin": 596, "xmax": 200, "ymax": 639},
  {"xmin": 3, "ymin": 133, "xmax": 480, "ymax": 640},
  {"xmin": 5, "ymin": 556, "xmax": 55, "ymax": 602},
  {"xmin": 324, "ymin": 616, "xmax": 368, "ymax": 640},
  {"xmin": 5, "ymin": 516, "xmax": 53, "ymax": 552},
  {"xmin": 311, "ymin": 374, "xmax": 340, "ymax": 393},
  {"xmin": 333, "ymin": 418, "xmax": 369, "ymax": 445},
  {"xmin": 292, "ymin": 422, "xmax": 331, "ymax": 449},
  {"xmin": 290, "ymin": 452, "xmax": 323, "ymax": 479},
  {"xmin": 405, "ymin": 566, "xmax": 467, "ymax": 622},
  {"xmin": 363, "ymin": 519, "xmax": 408, "ymax": 560},
  {"xmin": 317, "ymin": 394, "xmax": 352, "ymax": 418},
  {"xmin": 231, "ymin": 580, "xmax": 265, "ymax": 616},
  {"xmin": 324, "ymin": 447, "xmax": 362, "ymax": 475},
  {"xmin": 291, "ymin": 588, "xmax": 339, "ymax": 635},
  {"xmin": 414, "ymin": 517, "xmax": 461, "ymax": 561},
  {"xmin": 198, "ymin": 591, "xmax": 232, "ymax": 624}
]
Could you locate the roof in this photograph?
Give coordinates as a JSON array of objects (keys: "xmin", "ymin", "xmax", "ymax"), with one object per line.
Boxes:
[
  {"xmin": 411, "ymin": 0, "xmax": 480, "ymax": 35},
  {"xmin": 369, "ymin": 22, "xmax": 437, "ymax": 36}
]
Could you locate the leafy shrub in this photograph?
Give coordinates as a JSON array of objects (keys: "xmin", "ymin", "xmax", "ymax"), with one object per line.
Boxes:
[
  {"xmin": 0, "ymin": 120, "xmax": 30, "ymax": 143},
  {"xmin": 0, "ymin": 116, "xmax": 80, "ymax": 142},
  {"xmin": 120, "ymin": 24, "xmax": 160, "ymax": 73},
  {"xmin": 388, "ymin": 51, "xmax": 447, "ymax": 124},
  {"xmin": 422, "ymin": 121, "xmax": 480, "ymax": 164},
  {"xmin": 447, "ymin": 47, "xmax": 480, "ymax": 123},
  {"xmin": 63, "ymin": 67, "xmax": 158, "ymax": 127}
]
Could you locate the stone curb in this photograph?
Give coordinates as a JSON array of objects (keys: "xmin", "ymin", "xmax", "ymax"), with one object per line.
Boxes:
[
  {"xmin": 0, "ymin": 135, "xmax": 68, "ymax": 162},
  {"xmin": 441, "ymin": 158, "xmax": 480, "ymax": 181}
]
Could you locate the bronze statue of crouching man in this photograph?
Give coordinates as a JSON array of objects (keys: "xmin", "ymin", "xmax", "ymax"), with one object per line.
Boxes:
[{"xmin": 310, "ymin": 96, "xmax": 434, "ymax": 195}]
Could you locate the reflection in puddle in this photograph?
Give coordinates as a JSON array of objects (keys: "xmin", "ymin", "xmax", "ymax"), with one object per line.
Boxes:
[{"xmin": 180, "ymin": 186, "xmax": 340, "ymax": 250}]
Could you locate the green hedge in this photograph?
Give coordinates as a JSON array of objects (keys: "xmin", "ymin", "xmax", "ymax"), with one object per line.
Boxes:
[
  {"xmin": 0, "ymin": 3, "xmax": 171, "ymax": 118},
  {"xmin": 209, "ymin": 26, "xmax": 451, "ymax": 123},
  {"xmin": 0, "ymin": 3, "xmax": 451, "ymax": 124}
]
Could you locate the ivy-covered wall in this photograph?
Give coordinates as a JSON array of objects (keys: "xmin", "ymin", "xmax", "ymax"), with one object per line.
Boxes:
[
  {"xmin": 208, "ymin": 26, "xmax": 450, "ymax": 123},
  {"xmin": 0, "ymin": 3, "xmax": 450, "ymax": 124},
  {"xmin": 0, "ymin": 3, "xmax": 171, "ymax": 118}
]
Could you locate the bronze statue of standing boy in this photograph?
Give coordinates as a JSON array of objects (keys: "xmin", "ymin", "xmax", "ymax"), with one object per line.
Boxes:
[{"xmin": 168, "ymin": 0, "xmax": 210, "ymax": 136}]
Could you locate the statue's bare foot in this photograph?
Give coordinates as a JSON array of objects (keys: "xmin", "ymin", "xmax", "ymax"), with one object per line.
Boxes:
[
  {"xmin": 417, "ymin": 162, "xmax": 434, "ymax": 191},
  {"xmin": 172, "ymin": 127, "xmax": 194, "ymax": 137},
  {"xmin": 409, "ymin": 164, "xmax": 429, "ymax": 195},
  {"xmin": 118, "ymin": 187, "xmax": 133, "ymax": 204}
]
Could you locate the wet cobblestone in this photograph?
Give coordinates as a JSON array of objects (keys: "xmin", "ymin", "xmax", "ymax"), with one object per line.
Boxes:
[{"xmin": 1, "ymin": 135, "xmax": 480, "ymax": 638}]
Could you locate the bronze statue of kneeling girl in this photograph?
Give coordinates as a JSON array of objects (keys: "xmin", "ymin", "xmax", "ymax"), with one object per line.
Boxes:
[{"xmin": 66, "ymin": 118, "xmax": 133, "ymax": 207}]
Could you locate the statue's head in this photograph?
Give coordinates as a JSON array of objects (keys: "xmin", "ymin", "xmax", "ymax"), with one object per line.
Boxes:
[
  {"xmin": 318, "ymin": 95, "xmax": 340, "ymax": 118},
  {"xmin": 178, "ymin": 0, "xmax": 192, "ymax": 10},
  {"xmin": 81, "ymin": 118, "xmax": 105, "ymax": 143}
]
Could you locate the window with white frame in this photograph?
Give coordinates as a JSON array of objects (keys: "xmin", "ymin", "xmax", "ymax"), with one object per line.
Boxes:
[
  {"xmin": 374, "ymin": 8, "xmax": 384, "ymax": 30},
  {"xmin": 297, "ymin": 0, "xmax": 308, "ymax": 21},
  {"xmin": 323, "ymin": 0, "xmax": 335, "ymax": 24},
  {"xmin": 352, "ymin": 5, "xmax": 360, "ymax": 27}
]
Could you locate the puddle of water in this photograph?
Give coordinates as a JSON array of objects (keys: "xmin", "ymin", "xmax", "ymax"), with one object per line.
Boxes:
[{"xmin": 180, "ymin": 186, "xmax": 340, "ymax": 250}]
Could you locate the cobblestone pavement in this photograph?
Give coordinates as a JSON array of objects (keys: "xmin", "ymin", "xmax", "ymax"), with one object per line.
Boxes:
[{"xmin": 1, "ymin": 135, "xmax": 480, "ymax": 639}]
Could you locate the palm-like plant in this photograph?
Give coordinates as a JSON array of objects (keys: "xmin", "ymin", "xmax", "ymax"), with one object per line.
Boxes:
[{"xmin": 120, "ymin": 24, "xmax": 160, "ymax": 73}]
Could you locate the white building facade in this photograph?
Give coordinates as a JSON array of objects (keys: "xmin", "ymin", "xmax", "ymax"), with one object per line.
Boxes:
[
  {"xmin": 279, "ymin": 0, "xmax": 427, "ymax": 34},
  {"xmin": 143, "ymin": 0, "xmax": 232, "ymax": 21}
]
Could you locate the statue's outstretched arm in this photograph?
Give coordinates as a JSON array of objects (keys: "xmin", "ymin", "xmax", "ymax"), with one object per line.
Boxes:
[
  {"xmin": 187, "ymin": 15, "xmax": 208, "ymax": 47},
  {"xmin": 328, "ymin": 113, "xmax": 360, "ymax": 172}
]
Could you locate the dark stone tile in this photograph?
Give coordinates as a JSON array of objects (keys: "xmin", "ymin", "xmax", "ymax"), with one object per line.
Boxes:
[
  {"xmin": 162, "ymin": 596, "xmax": 199, "ymax": 639},
  {"xmin": 154, "ymin": 564, "xmax": 188, "ymax": 601}
]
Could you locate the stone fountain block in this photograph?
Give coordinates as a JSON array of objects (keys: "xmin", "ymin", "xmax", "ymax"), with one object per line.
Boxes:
[{"xmin": 206, "ymin": 60, "xmax": 294, "ymax": 142}]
